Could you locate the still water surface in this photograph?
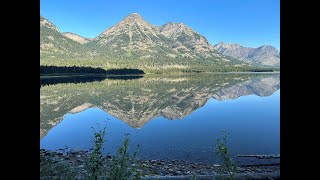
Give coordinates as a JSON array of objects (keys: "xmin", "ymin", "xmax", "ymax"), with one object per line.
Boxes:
[{"xmin": 40, "ymin": 73, "xmax": 280, "ymax": 164}]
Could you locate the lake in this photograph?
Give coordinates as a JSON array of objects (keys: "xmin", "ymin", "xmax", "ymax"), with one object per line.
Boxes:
[{"xmin": 40, "ymin": 73, "xmax": 280, "ymax": 165}]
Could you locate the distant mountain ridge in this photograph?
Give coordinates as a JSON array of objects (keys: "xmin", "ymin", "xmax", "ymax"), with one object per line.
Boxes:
[
  {"xmin": 40, "ymin": 13, "xmax": 280, "ymax": 71},
  {"xmin": 62, "ymin": 32, "xmax": 92, "ymax": 44},
  {"xmin": 213, "ymin": 42, "xmax": 280, "ymax": 67}
]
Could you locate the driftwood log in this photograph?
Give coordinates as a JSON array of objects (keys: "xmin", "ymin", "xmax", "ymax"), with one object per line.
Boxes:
[{"xmin": 236, "ymin": 154, "xmax": 280, "ymax": 159}]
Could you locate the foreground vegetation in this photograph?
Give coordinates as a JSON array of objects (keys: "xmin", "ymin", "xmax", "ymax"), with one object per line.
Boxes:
[
  {"xmin": 41, "ymin": 123, "xmax": 142, "ymax": 179},
  {"xmin": 40, "ymin": 125, "xmax": 280, "ymax": 179}
]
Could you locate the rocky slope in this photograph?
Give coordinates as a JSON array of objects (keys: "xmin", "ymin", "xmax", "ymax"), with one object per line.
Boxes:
[
  {"xmin": 159, "ymin": 22, "xmax": 218, "ymax": 59},
  {"xmin": 213, "ymin": 42, "xmax": 280, "ymax": 67},
  {"xmin": 62, "ymin": 32, "xmax": 91, "ymax": 44},
  {"xmin": 40, "ymin": 16, "xmax": 85, "ymax": 58},
  {"xmin": 86, "ymin": 13, "xmax": 224, "ymax": 60}
]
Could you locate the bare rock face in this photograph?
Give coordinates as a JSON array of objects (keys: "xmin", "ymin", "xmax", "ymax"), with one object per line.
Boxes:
[
  {"xmin": 213, "ymin": 42, "xmax": 280, "ymax": 67},
  {"xmin": 62, "ymin": 32, "xmax": 91, "ymax": 44},
  {"xmin": 89, "ymin": 13, "xmax": 176, "ymax": 58},
  {"xmin": 159, "ymin": 22, "xmax": 218, "ymax": 58},
  {"xmin": 40, "ymin": 16, "xmax": 59, "ymax": 32}
]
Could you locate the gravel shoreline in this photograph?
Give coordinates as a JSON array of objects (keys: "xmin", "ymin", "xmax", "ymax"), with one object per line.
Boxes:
[{"xmin": 40, "ymin": 149, "xmax": 280, "ymax": 179}]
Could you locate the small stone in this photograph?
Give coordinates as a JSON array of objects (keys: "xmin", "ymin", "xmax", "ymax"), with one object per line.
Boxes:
[
  {"xmin": 70, "ymin": 149, "xmax": 81, "ymax": 154},
  {"xmin": 168, "ymin": 163, "xmax": 173, "ymax": 166},
  {"xmin": 238, "ymin": 167, "xmax": 246, "ymax": 172},
  {"xmin": 82, "ymin": 170, "xmax": 87, "ymax": 174},
  {"xmin": 151, "ymin": 160, "xmax": 157, "ymax": 163},
  {"xmin": 255, "ymin": 168, "xmax": 262, "ymax": 172},
  {"xmin": 142, "ymin": 163, "xmax": 147, "ymax": 167},
  {"xmin": 78, "ymin": 165, "xmax": 85, "ymax": 168},
  {"xmin": 77, "ymin": 159, "xmax": 84, "ymax": 163},
  {"xmin": 168, "ymin": 168, "xmax": 174, "ymax": 172},
  {"xmin": 131, "ymin": 164, "xmax": 136, "ymax": 167},
  {"xmin": 213, "ymin": 164, "xmax": 221, "ymax": 167},
  {"xmin": 174, "ymin": 171, "xmax": 182, "ymax": 175}
]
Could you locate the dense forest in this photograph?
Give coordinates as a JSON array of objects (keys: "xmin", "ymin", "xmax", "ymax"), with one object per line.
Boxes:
[
  {"xmin": 40, "ymin": 66, "xmax": 145, "ymax": 75},
  {"xmin": 40, "ymin": 59, "xmax": 278, "ymax": 74}
]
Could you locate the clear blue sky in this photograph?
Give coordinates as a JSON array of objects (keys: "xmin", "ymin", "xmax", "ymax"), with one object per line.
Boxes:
[{"xmin": 40, "ymin": 0, "xmax": 280, "ymax": 50}]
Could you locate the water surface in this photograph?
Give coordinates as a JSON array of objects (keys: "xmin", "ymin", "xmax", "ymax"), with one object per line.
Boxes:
[{"xmin": 40, "ymin": 73, "xmax": 280, "ymax": 164}]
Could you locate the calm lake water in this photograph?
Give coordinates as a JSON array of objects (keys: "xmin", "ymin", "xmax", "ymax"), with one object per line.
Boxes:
[{"xmin": 40, "ymin": 73, "xmax": 280, "ymax": 164}]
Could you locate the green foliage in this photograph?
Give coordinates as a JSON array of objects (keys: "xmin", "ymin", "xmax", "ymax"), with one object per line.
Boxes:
[
  {"xmin": 108, "ymin": 134, "xmax": 142, "ymax": 180},
  {"xmin": 215, "ymin": 132, "xmax": 237, "ymax": 180},
  {"xmin": 87, "ymin": 123, "xmax": 107, "ymax": 180}
]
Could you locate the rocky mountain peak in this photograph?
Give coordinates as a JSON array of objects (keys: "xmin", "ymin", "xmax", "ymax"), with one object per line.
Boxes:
[
  {"xmin": 215, "ymin": 42, "xmax": 242, "ymax": 49},
  {"xmin": 258, "ymin": 45, "xmax": 279, "ymax": 53},
  {"xmin": 97, "ymin": 12, "xmax": 159, "ymax": 40},
  {"xmin": 160, "ymin": 22, "xmax": 194, "ymax": 36},
  {"xmin": 40, "ymin": 16, "xmax": 59, "ymax": 32},
  {"xmin": 122, "ymin": 13, "xmax": 144, "ymax": 22}
]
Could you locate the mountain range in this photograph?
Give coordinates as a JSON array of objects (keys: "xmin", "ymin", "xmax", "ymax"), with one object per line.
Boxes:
[
  {"xmin": 40, "ymin": 13, "xmax": 280, "ymax": 72},
  {"xmin": 213, "ymin": 42, "xmax": 280, "ymax": 67}
]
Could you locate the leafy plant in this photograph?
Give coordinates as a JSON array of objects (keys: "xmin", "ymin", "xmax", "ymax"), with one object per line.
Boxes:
[
  {"xmin": 215, "ymin": 132, "xmax": 237, "ymax": 180},
  {"xmin": 87, "ymin": 122, "xmax": 107, "ymax": 180},
  {"xmin": 108, "ymin": 133, "xmax": 142, "ymax": 180}
]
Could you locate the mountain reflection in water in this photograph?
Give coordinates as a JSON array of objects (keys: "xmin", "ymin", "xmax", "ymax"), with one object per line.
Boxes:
[{"xmin": 40, "ymin": 74, "xmax": 280, "ymax": 139}]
